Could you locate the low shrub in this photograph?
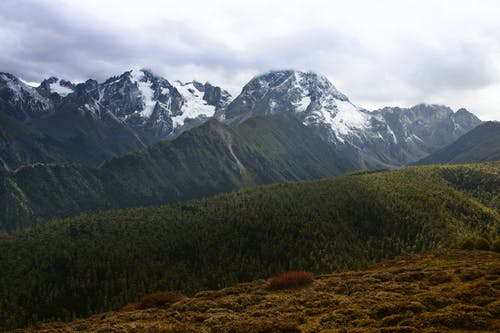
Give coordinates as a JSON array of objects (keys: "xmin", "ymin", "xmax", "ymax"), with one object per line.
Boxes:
[
  {"xmin": 474, "ymin": 237, "xmax": 491, "ymax": 251},
  {"xmin": 492, "ymin": 238, "xmax": 500, "ymax": 253},
  {"xmin": 456, "ymin": 237, "xmax": 476, "ymax": 250},
  {"xmin": 456, "ymin": 236, "xmax": 492, "ymax": 251},
  {"xmin": 269, "ymin": 271, "xmax": 313, "ymax": 290},
  {"xmin": 121, "ymin": 291, "xmax": 183, "ymax": 311}
]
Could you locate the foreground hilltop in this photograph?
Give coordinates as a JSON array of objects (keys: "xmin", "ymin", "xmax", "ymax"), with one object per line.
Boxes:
[{"xmin": 15, "ymin": 250, "xmax": 500, "ymax": 333}]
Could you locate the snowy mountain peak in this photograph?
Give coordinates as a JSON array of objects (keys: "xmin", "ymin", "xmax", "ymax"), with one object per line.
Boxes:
[
  {"xmin": 224, "ymin": 69, "xmax": 366, "ymax": 141},
  {"xmin": 0, "ymin": 72, "xmax": 52, "ymax": 120},
  {"xmin": 94, "ymin": 69, "xmax": 232, "ymax": 138},
  {"xmin": 222, "ymin": 70, "xmax": 481, "ymax": 167},
  {"xmin": 241, "ymin": 70, "xmax": 349, "ymax": 102}
]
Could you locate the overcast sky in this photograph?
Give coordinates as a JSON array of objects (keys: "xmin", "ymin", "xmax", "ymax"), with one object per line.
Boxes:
[{"xmin": 1, "ymin": 0, "xmax": 499, "ymax": 120}]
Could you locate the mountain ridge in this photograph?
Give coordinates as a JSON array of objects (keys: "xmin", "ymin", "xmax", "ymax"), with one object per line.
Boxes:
[
  {"xmin": 223, "ymin": 70, "xmax": 481, "ymax": 168},
  {"xmin": 0, "ymin": 69, "xmax": 233, "ymax": 170},
  {"xmin": 0, "ymin": 69, "xmax": 481, "ymax": 171},
  {"xmin": 0, "ymin": 113, "xmax": 353, "ymax": 230},
  {"xmin": 415, "ymin": 121, "xmax": 500, "ymax": 165}
]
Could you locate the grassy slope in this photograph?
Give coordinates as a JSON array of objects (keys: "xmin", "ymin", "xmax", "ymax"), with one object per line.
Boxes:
[
  {"xmin": 13, "ymin": 250, "xmax": 500, "ymax": 333},
  {"xmin": 0, "ymin": 115, "xmax": 347, "ymax": 230},
  {"xmin": 0, "ymin": 163, "xmax": 499, "ymax": 329}
]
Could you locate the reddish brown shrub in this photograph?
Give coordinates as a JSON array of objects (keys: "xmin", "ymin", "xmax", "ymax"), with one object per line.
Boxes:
[
  {"xmin": 121, "ymin": 291, "xmax": 183, "ymax": 311},
  {"xmin": 269, "ymin": 271, "xmax": 313, "ymax": 290}
]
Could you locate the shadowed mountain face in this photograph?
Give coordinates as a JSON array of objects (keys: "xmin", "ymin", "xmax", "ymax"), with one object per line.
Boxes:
[
  {"xmin": 0, "ymin": 69, "xmax": 481, "ymax": 171},
  {"xmin": 415, "ymin": 121, "xmax": 500, "ymax": 165},
  {"xmin": 0, "ymin": 114, "xmax": 354, "ymax": 230}
]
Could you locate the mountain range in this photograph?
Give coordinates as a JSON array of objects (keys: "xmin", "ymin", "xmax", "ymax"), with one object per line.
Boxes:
[
  {"xmin": 0, "ymin": 69, "xmax": 481, "ymax": 171},
  {"xmin": 0, "ymin": 70, "xmax": 231, "ymax": 170}
]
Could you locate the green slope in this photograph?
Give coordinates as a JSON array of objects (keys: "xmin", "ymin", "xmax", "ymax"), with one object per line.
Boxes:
[
  {"xmin": 1, "ymin": 163, "xmax": 499, "ymax": 329},
  {"xmin": 416, "ymin": 121, "xmax": 500, "ymax": 165},
  {"xmin": 0, "ymin": 114, "xmax": 351, "ymax": 230}
]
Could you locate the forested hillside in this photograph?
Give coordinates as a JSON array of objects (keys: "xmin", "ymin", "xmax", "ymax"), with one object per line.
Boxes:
[
  {"xmin": 1, "ymin": 163, "xmax": 499, "ymax": 329},
  {"xmin": 0, "ymin": 114, "xmax": 352, "ymax": 230}
]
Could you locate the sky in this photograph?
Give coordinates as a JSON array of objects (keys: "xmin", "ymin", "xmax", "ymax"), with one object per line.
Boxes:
[{"xmin": 1, "ymin": 0, "xmax": 500, "ymax": 120}]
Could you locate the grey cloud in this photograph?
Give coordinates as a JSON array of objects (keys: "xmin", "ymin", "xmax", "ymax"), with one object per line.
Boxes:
[
  {"xmin": 0, "ymin": 1, "xmax": 236, "ymax": 82},
  {"xmin": 402, "ymin": 42, "xmax": 496, "ymax": 91},
  {"xmin": 0, "ymin": 0, "xmax": 499, "ymax": 120}
]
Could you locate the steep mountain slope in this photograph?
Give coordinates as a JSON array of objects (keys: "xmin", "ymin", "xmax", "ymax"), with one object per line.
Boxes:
[
  {"xmin": 416, "ymin": 121, "xmax": 500, "ymax": 165},
  {"xmin": 0, "ymin": 114, "xmax": 351, "ymax": 230},
  {"xmin": 0, "ymin": 73, "xmax": 52, "ymax": 121},
  {"xmin": 0, "ymin": 70, "xmax": 231, "ymax": 170},
  {"xmin": 1, "ymin": 163, "xmax": 498, "ymax": 329},
  {"xmin": 13, "ymin": 250, "xmax": 500, "ymax": 333},
  {"xmin": 223, "ymin": 70, "xmax": 481, "ymax": 167}
]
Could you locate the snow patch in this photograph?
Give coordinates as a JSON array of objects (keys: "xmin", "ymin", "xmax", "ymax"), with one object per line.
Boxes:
[
  {"xmin": 131, "ymin": 70, "xmax": 156, "ymax": 118},
  {"xmin": 295, "ymin": 95, "xmax": 310, "ymax": 112},
  {"xmin": 171, "ymin": 81, "xmax": 216, "ymax": 128},
  {"xmin": 270, "ymin": 100, "xmax": 278, "ymax": 110},
  {"xmin": 49, "ymin": 80, "xmax": 73, "ymax": 96},
  {"xmin": 331, "ymin": 101, "xmax": 369, "ymax": 136},
  {"xmin": 19, "ymin": 78, "xmax": 39, "ymax": 87},
  {"xmin": 386, "ymin": 125, "xmax": 398, "ymax": 144}
]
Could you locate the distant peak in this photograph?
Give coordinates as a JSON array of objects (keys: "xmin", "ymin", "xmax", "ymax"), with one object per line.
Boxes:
[
  {"xmin": 244, "ymin": 69, "xmax": 349, "ymax": 102},
  {"xmin": 45, "ymin": 76, "xmax": 59, "ymax": 83},
  {"xmin": 455, "ymin": 107, "xmax": 473, "ymax": 116},
  {"xmin": 0, "ymin": 72, "xmax": 16, "ymax": 80},
  {"xmin": 453, "ymin": 107, "xmax": 481, "ymax": 122}
]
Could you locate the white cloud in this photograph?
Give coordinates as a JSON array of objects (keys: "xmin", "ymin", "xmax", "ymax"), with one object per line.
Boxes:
[{"xmin": 1, "ymin": 0, "xmax": 499, "ymax": 120}]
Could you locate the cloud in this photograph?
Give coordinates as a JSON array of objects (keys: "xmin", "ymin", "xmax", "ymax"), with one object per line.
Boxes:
[{"xmin": 0, "ymin": 0, "xmax": 499, "ymax": 120}]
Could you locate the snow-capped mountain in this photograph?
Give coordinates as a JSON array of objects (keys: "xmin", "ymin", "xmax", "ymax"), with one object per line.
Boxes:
[
  {"xmin": 1, "ymin": 69, "xmax": 232, "ymax": 137},
  {"xmin": 93, "ymin": 69, "xmax": 232, "ymax": 139},
  {"xmin": 0, "ymin": 68, "xmax": 481, "ymax": 171},
  {"xmin": 0, "ymin": 69, "xmax": 233, "ymax": 170},
  {"xmin": 222, "ymin": 70, "xmax": 481, "ymax": 167},
  {"xmin": 224, "ymin": 70, "xmax": 368, "ymax": 142}
]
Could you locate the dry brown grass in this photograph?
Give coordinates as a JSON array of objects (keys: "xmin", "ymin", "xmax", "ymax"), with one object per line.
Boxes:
[
  {"xmin": 120, "ymin": 291, "xmax": 183, "ymax": 312},
  {"xmin": 12, "ymin": 250, "xmax": 500, "ymax": 333},
  {"xmin": 269, "ymin": 271, "xmax": 313, "ymax": 290}
]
